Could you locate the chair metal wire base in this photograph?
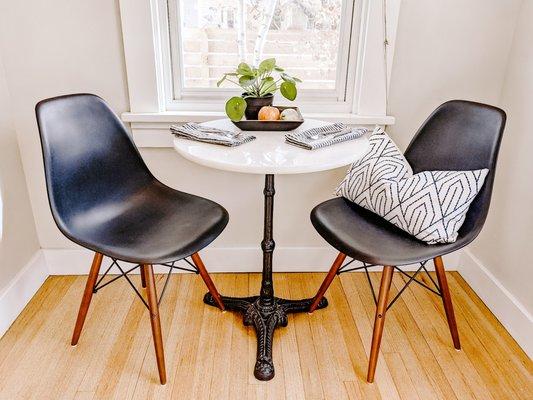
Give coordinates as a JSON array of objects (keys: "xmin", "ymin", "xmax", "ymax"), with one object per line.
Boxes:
[
  {"xmin": 92, "ymin": 257, "xmax": 200, "ymax": 308},
  {"xmin": 337, "ymin": 259, "xmax": 443, "ymax": 310}
]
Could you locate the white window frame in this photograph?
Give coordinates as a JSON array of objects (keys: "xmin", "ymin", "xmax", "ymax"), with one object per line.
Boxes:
[
  {"xmin": 164, "ymin": 0, "xmax": 357, "ymax": 111},
  {"xmin": 119, "ymin": 0, "xmax": 400, "ymax": 147}
]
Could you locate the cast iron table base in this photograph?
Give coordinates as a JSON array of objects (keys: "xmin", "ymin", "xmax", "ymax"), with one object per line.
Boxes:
[
  {"xmin": 203, "ymin": 174, "xmax": 329, "ymax": 380},
  {"xmin": 204, "ymin": 294, "xmax": 327, "ymax": 380}
]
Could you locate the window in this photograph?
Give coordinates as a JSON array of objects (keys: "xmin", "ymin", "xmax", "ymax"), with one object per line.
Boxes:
[
  {"xmin": 119, "ymin": 0, "xmax": 399, "ymax": 145},
  {"xmin": 164, "ymin": 0, "xmax": 359, "ymax": 109},
  {"xmin": 171, "ymin": 0, "xmax": 347, "ymax": 92}
]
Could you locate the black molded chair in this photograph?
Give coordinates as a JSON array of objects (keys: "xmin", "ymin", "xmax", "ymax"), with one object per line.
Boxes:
[
  {"xmin": 308, "ymin": 100, "xmax": 506, "ymax": 382},
  {"xmin": 35, "ymin": 93, "xmax": 229, "ymax": 384}
]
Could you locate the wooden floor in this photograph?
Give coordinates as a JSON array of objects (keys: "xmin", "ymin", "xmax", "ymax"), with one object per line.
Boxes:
[{"xmin": 0, "ymin": 272, "xmax": 531, "ymax": 400}]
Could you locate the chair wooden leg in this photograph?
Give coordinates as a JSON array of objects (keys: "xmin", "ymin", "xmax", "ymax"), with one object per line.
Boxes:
[
  {"xmin": 190, "ymin": 252, "xmax": 225, "ymax": 311},
  {"xmin": 434, "ymin": 256, "xmax": 461, "ymax": 350},
  {"xmin": 309, "ymin": 252, "xmax": 346, "ymax": 313},
  {"xmin": 367, "ymin": 265, "xmax": 394, "ymax": 383},
  {"xmin": 142, "ymin": 264, "xmax": 167, "ymax": 385},
  {"xmin": 71, "ymin": 252, "xmax": 103, "ymax": 346},
  {"xmin": 140, "ymin": 266, "xmax": 147, "ymax": 288}
]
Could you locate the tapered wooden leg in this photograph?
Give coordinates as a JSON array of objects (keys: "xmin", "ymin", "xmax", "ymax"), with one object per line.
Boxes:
[
  {"xmin": 142, "ymin": 264, "xmax": 167, "ymax": 385},
  {"xmin": 191, "ymin": 252, "xmax": 225, "ymax": 311},
  {"xmin": 140, "ymin": 266, "xmax": 147, "ymax": 288},
  {"xmin": 309, "ymin": 252, "xmax": 347, "ymax": 313},
  {"xmin": 434, "ymin": 256, "xmax": 461, "ymax": 350},
  {"xmin": 71, "ymin": 252, "xmax": 103, "ymax": 346},
  {"xmin": 367, "ymin": 265, "xmax": 394, "ymax": 383}
]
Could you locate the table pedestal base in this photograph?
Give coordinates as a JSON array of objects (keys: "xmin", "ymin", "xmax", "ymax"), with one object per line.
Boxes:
[
  {"xmin": 204, "ymin": 174, "xmax": 329, "ymax": 380},
  {"xmin": 204, "ymin": 293, "xmax": 328, "ymax": 380}
]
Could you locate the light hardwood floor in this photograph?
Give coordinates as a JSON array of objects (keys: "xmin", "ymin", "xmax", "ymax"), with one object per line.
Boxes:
[{"xmin": 0, "ymin": 272, "xmax": 531, "ymax": 399}]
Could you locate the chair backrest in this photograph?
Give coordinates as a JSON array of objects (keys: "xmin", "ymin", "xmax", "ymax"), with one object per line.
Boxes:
[
  {"xmin": 35, "ymin": 94, "xmax": 154, "ymax": 234},
  {"xmin": 404, "ymin": 100, "xmax": 506, "ymax": 238}
]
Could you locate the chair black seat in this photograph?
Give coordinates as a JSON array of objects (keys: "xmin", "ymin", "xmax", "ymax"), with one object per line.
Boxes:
[
  {"xmin": 36, "ymin": 93, "xmax": 229, "ymax": 265},
  {"xmin": 311, "ymin": 197, "xmax": 474, "ymax": 266},
  {"xmin": 311, "ymin": 100, "xmax": 505, "ymax": 267},
  {"xmin": 63, "ymin": 181, "xmax": 228, "ymax": 264}
]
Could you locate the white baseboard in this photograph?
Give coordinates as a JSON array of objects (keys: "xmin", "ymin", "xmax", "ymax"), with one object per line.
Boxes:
[
  {"xmin": 43, "ymin": 247, "xmax": 461, "ymax": 275},
  {"xmin": 458, "ymin": 249, "xmax": 533, "ymax": 358},
  {"xmin": 0, "ymin": 247, "xmax": 459, "ymax": 339},
  {"xmin": 4, "ymin": 246, "xmax": 530, "ymax": 360},
  {"xmin": 0, "ymin": 251, "xmax": 48, "ymax": 337},
  {"xmin": 43, "ymin": 247, "xmax": 337, "ymax": 274}
]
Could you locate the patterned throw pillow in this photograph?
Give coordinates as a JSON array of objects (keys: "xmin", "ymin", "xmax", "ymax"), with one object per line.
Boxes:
[{"xmin": 336, "ymin": 128, "xmax": 488, "ymax": 244}]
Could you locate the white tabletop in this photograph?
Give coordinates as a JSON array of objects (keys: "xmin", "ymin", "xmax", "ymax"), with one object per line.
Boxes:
[{"xmin": 173, "ymin": 118, "xmax": 369, "ymax": 175}]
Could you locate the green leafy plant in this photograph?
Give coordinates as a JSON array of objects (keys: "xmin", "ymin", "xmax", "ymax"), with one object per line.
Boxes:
[{"xmin": 217, "ymin": 58, "xmax": 301, "ymax": 121}]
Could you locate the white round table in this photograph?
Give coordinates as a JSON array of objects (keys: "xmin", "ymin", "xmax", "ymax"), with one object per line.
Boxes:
[
  {"xmin": 174, "ymin": 118, "xmax": 369, "ymax": 175},
  {"xmin": 173, "ymin": 118, "xmax": 369, "ymax": 380}
]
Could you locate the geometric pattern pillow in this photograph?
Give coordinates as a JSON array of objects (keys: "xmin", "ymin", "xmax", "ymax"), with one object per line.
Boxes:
[
  {"xmin": 336, "ymin": 128, "xmax": 489, "ymax": 244},
  {"xmin": 337, "ymin": 127, "xmax": 413, "ymax": 189}
]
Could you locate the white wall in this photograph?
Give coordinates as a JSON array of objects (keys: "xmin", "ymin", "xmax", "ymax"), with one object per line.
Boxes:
[
  {"xmin": 0, "ymin": 0, "xmax": 530, "ymax": 350},
  {"xmin": 0, "ymin": 0, "xmax": 130, "ymax": 250},
  {"xmin": 387, "ymin": 0, "xmax": 532, "ymax": 318},
  {"xmin": 0, "ymin": 54, "xmax": 40, "ymax": 293},
  {"xmin": 386, "ymin": 0, "xmax": 532, "ymax": 355},
  {"xmin": 0, "ymin": 0, "xmax": 530, "ymax": 308},
  {"xmin": 469, "ymin": 0, "xmax": 533, "ymax": 313},
  {"xmin": 387, "ymin": 0, "xmax": 521, "ymax": 150},
  {"xmin": 0, "ymin": 0, "xmax": 524, "ymax": 268},
  {"xmin": 0, "ymin": 0, "xmax": 346, "ymax": 264}
]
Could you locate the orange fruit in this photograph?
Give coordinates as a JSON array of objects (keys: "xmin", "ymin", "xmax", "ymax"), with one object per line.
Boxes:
[{"xmin": 258, "ymin": 106, "xmax": 280, "ymax": 121}]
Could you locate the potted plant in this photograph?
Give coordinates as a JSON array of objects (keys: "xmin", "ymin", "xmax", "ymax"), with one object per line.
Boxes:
[{"xmin": 217, "ymin": 58, "xmax": 301, "ymax": 121}]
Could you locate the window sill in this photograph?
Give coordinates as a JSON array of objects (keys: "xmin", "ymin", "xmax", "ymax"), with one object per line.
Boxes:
[{"xmin": 122, "ymin": 111, "xmax": 395, "ymax": 148}]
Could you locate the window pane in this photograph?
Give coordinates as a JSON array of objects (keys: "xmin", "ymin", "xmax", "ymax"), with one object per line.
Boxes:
[{"xmin": 177, "ymin": 0, "xmax": 344, "ymax": 90}]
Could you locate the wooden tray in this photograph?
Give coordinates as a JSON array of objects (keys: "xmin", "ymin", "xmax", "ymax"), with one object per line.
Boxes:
[{"xmin": 231, "ymin": 106, "xmax": 304, "ymax": 131}]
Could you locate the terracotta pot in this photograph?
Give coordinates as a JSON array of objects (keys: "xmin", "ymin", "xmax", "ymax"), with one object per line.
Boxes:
[{"xmin": 243, "ymin": 93, "xmax": 274, "ymax": 120}]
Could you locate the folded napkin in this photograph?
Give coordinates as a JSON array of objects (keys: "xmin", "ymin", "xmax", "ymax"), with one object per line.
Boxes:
[
  {"xmin": 170, "ymin": 122, "xmax": 256, "ymax": 147},
  {"xmin": 285, "ymin": 123, "xmax": 367, "ymax": 150}
]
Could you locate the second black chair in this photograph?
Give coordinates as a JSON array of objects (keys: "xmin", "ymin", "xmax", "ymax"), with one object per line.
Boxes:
[
  {"xmin": 36, "ymin": 94, "xmax": 229, "ymax": 384},
  {"xmin": 308, "ymin": 100, "xmax": 506, "ymax": 383}
]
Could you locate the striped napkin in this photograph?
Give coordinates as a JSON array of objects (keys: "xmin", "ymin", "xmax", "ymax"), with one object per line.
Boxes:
[
  {"xmin": 285, "ymin": 123, "xmax": 367, "ymax": 150},
  {"xmin": 170, "ymin": 123, "xmax": 256, "ymax": 147}
]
